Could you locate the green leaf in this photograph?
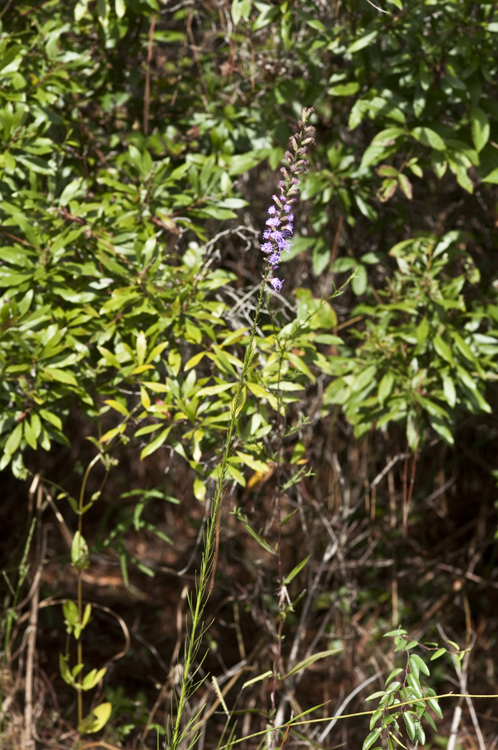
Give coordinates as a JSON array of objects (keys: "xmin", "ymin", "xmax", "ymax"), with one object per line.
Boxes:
[
  {"xmin": 433, "ymin": 334, "xmax": 454, "ymax": 366},
  {"xmin": 403, "ymin": 712, "xmax": 416, "ymax": 742},
  {"xmin": 416, "ymin": 723, "xmax": 426, "ymax": 745},
  {"xmin": 423, "ymin": 710, "xmax": 438, "ymax": 731},
  {"xmin": 231, "ymin": 0, "xmax": 252, "ymax": 24},
  {"xmin": 104, "ymin": 399, "xmax": 129, "ymax": 417},
  {"xmin": 71, "ymin": 531, "xmax": 89, "ymax": 571},
  {"xmin": 136, "ymin": 331, "xmax": 147, "ymax": 366},
  {"xmin": 43, "ymin": 367, "xmax": 78, "ymax": 386},
  {"xmin": 470, "ymin": 107, "xmax": 490, "ymax": 153},
  {"xmin": 378, "ymin": 372, "xmax": 394, "ymax": 405},
  {"xmin": 406, "ymin": 672, "xmax": 423, "ymax": 699},
  {"xmin": 81, "ymin": 667, "xmax": 107, "ymax": 691},
  {"xmin": 283, "ymin": 554, "xmax": 310, "ymax": 585},
  {"xmin": 115, "ymin": 0, "xmax": 126, "ymax": 18},
  {"xmin": 385, "ymin": 668, "xmax": 404, "ymax": 686},
  {"xmin": 441, "ymin": 372, "xmax": 456, "ymax": 408},
  {"xmin": 231, "ymin": 507, "xmax": 276, "ymax": 555},
  {"xmin": 329, "ymin": 82, "xmax": 360, "ymax": 97},
  {"xmin": 409, "ymin": 653, "xmax": 430, "ymax": 678},
  {"xmin": 78, "ymin": 701, "xmax": 112, "ymax": 734},
  {"xmin": 482, "ymin": 167, "xmax": 498, "ymax": 184},
  {"xmin": 4, "ymin": 422, "xmax": 23, "ymax": 455},
  {"xmin": 97, "ymin": 347, "xmax": 121, "ymax": 369},
  {"xmin": 193, "ymin": 477, "xmax": 206, "ymax": 501},
  {"xmin": 282, "ymin": 648, "xmax": 342, "ymax": 680},
  {"xmin": 430, "ymin": 647, "xmax": 446, "ymax": 661},
  {"xmin": 347, "ymin": 30, "xmax": 378, "ymax": 54},
  {"xmin": 427, "ymin": 696, "xmax": 443, "ymax": 718},
  {"xmin": 411, "ymin": 126, "xmax": 446, "ymax": 151},
  {"xmin": 59, "ymin": 653, "xmax": 75, "ymax": 686},
  {"xmin": 242, "ymin": 670, "xmax": 273, "ymax": 690},
  {"xmin": 140, "ymin": 426, "xmax": 172, "ymax": 459},
  {"xmin": 362, "ymin": 728, "xmax": 382, "ymax": 750},
  {"xmin": 351, "ymin": 264, "xmax": 368, "ymax": 295}
]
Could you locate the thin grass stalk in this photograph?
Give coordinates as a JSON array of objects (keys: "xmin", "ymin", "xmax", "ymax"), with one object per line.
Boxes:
[
  {"xmin": 169, "ymin": 272, "xmax": 270, "ymax": 750},
  {"xmin": 169, "ymin": 108, "xmax": 316, "ymax": 750}
]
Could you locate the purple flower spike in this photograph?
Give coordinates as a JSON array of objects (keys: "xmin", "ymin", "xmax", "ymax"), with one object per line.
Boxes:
[
  {"xmin": 270, "ymin": 278, "xmax": 284, "ymax": 292},
  {"xmin": 257, "ymin": 107, "xmax": 315, "ymax": 294}
]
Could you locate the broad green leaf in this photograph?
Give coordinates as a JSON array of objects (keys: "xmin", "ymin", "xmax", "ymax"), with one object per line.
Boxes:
[
  {"xmin": 78, "ymin": 702, "xmax": 112, "ymax": 734},
  {"xmin": 193, "ymin": 477, "xmax": 206, "ymax": 501},
  {"xmin": 482, "ymin": 167, "xmax": 498, "ymax": 184},
  {"xmin": 115, "ymin": 0, "xmax": 126, "ymax": 18},
  {"xmin": 411, "ymin": 126, "xmax": 446, "ymax": 151},
  {"xmin": 39, "ymin": 409, "xmax": 63, "ymax": 432},
  {"xmin": 43, "ymin": 367, "xmax": 78, "ymax": 386},
  {"xmin": 71, "ymin": 531, "xmax": 89, "ymax": 571},
  {"xmin": 329, "ymin": 82, "xmax": 360, "ymax": 97},
  {"xmin": 231, "ymin": 0, "xmax": 252, "ymax": 24},
  {"xmin": 104, "ymin": 400, "xmax": 129, "ymax": 416}
]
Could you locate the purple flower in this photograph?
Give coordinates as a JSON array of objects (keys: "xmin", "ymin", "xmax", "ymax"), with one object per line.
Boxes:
[
  {"xmin": 275, "ymin": 236, "xmax": 291, "ymax": 253},
  {"xmin": 266, "ymin": 217, "xmax": 281, "ymax": 228},
  {"xmin": 270, "ymin": 278, "xmax": 284, "ymax": 292},
  {"xmin": 258, "ymin": 107, "xmax": 315, "ymax": 294}
]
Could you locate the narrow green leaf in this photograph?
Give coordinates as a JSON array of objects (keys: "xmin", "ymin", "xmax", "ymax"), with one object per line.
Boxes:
[
  {"xmin": 283, "ymin": 554, "xmax": 310, "ymax": 585},
  {"xmin": 430, "ymin": 647, "xmax": 446, "ymax": 661},
  {"xmin": 433, "ymin": 334, "xmax": 454, "ymax": 366},
  {"xmin": 140, "ymin": 426, "xmax": 172, "ymax": 459},
  {"xmin": 403, "ymin": 712, "xmax": 416, "ymax": 742},
  {"xmin": 282, "ymin": 648, "xmax": 342, "ymax": 680},
  {"xmin": 348, "ymin": 30, "xmax": 378, "ymax": 54},
  {"xmin": 362, "ymin": 727, "xmax": 382, "ymax": 750},
  {"xmin": 427, "ymin": 696, "xmax": 443, "ymax": 719},
  {"xmin": 242, "ymin": 670, "xmax": 273, "ymax": 690},
  {"xmin": 4, "ymin": 422, "xmax": 23, "ymax": 455}
]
